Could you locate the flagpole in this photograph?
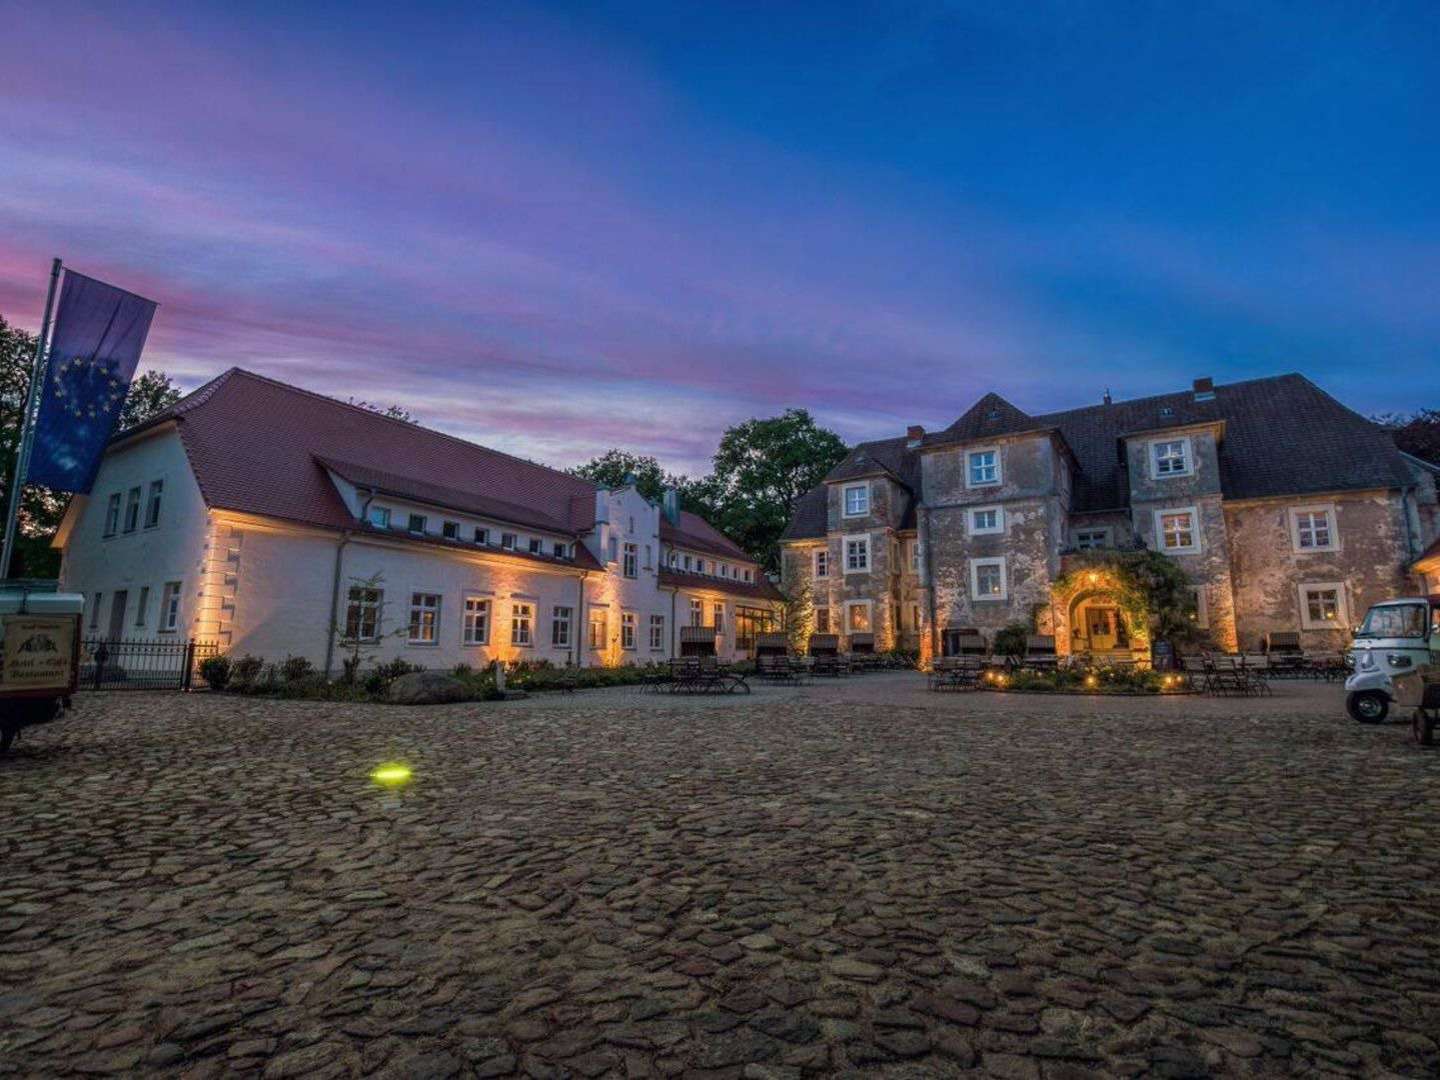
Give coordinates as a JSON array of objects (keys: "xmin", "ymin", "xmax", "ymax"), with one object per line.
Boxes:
[{"xmin": 2, "ymin": 258, "xmax": 63, "ymax": 580}]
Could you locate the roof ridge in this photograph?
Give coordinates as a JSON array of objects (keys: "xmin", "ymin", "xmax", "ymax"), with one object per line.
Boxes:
[
  {"xmin": 1030, "ymin": 371, "xmax": 1306, "ymax": 423},
  {"xmin": 202, "ymin": 368, "xmax": 603, "ymax": 493}
]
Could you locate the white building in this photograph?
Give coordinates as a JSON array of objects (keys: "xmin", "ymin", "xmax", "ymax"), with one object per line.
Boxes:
[{"xmin": 55, "ymin": 369, "xmax": 782, "ymax": 672}]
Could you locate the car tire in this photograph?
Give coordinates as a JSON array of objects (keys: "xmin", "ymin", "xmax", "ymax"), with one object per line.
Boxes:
[
  {"xmin": 1413, "ymin": 710, "xmax": 1436, "ymax": 747},
  {"xmin": 1347, "ymin": 691, "xmax": 1389, "ymax": 724}
]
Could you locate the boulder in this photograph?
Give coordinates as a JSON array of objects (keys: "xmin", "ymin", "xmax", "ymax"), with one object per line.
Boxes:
[{"xmin": 387, "ymin": 671, "xmax": 471, "ymax": 705}]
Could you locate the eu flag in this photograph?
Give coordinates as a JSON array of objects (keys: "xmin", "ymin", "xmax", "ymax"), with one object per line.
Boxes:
[{"xmin": 25, "ymin": 270, "xmax": 157, "ymax": 494}]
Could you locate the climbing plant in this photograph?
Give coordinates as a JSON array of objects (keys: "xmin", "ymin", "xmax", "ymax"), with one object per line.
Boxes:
[{"xmin": 1053, "ymin": 549, "xmax": 1203, "ymax": 646}]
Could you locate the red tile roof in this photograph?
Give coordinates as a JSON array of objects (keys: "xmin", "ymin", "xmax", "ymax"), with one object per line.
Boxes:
[
  {"xmin": 661, "ymin": 510, "xmax": 748, "ymax": 561},
  {"xmin": 657, "ymin": 567, "xmax": 783, "ymax": 602},
  {"xmin": 122, "ymin": 368, "xmax": 600, "ymax": 536}
]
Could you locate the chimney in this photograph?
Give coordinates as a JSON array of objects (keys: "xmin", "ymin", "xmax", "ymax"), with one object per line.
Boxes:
[
  {"xmin": 906, "ymin": 424, "xmax": 925, "ymax": 448},
  {"xmin": 1102, "ymin": 389, "xmax": 1112, "ymax": 405},
  {"xmin": 661, "ymin": 487, "xmax": 680, "ymax": 525},
  {"xmin": 1193, "ymin": 376, "xmax": 1215, "ymax": 402}
]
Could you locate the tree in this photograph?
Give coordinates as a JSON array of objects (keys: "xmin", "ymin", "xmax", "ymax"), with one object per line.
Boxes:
[
  {"xmin": 569, "ymin": 449, "xmax": 714, "ymax": 516},
  {"xmin": 1, "ymin": 314, "xmax": 186, "ymax": 577},
  {"xmin": 704, "ymin": 409, "xmax": 847, "ymax": 574},
  {"xmin": 1374, "ymin": 409, "xmax": 1440, "ymax": 465}
]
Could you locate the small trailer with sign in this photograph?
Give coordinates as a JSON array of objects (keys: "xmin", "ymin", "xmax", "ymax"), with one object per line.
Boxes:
[{"xmin": 0, "ymin": 585, "xmax": 83, "ymax": 754}]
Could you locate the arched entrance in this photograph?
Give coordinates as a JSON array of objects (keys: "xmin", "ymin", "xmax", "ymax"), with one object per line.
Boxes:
[{"xmin": 1061, "ymin": 587, "xmax": 1144, "ymax": 662}]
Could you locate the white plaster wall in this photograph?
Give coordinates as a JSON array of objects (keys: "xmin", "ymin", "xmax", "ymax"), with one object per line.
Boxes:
[
  {"xmin": 59, "ymin": 429, "xmax": 209, "ymax": 638},
  {"xmin": 580, "ymin": 486, "xmax": 674, "ymax": 664}
]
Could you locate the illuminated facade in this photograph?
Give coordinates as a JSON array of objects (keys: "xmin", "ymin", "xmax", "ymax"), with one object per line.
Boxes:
[
  {"xmin": 781, "ymin": 375, "xmax": 1439, "ymax": 658},
  {"xmin": 55, "ymin": 369, "xmax": 780, "ymax": 671}
]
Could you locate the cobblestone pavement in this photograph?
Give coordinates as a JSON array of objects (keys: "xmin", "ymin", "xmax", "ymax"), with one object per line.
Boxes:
[{"xmin": 2, "ymin": 676, "xmax": 1438, "ymax": 1078}]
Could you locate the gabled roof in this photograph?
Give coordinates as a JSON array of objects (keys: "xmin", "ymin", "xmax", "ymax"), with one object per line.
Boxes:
[
  {"xmin": 934, "ymin": 392, "xmax": 1045, "ymax": 445},
  {"xmin": 786, "ymin": 434, "xmax": 922, "ymax": 541},
  {"xmin": 117, "ymin": 367, "xmax": 603, "ymax": 537}
]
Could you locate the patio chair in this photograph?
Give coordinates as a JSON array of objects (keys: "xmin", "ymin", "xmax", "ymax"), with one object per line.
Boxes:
[
  {"xmin": 1263, "ymin": 632, "xmax": 1306, "ymax": 679},
  {"xmin": 1023, "ymin": 635, "xmax": 1059, "ymax": 673},
  {"xmin": 1241, "ymin": 653, "xmax": 1274, "ymax": 696}
]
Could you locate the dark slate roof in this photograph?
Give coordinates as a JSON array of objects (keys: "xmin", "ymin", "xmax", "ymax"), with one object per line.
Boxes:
[
  {"xmin": 782, "ymin": 373, "xmax": 1416, "ymax": 539},
  {"xmin": 787, "ymin": 435, "xmax": 923, "ymax": 540}
]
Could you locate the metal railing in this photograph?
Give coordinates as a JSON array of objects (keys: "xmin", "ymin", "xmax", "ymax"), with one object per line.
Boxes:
[{"xmin": 79, "ymin": 637, "xmax": 219, "ymax": 691}]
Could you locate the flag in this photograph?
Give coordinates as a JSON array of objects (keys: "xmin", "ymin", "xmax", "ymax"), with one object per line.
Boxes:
[{"xmin": 25, "ymin": 270, "xmax": 157, "ymax": 494}]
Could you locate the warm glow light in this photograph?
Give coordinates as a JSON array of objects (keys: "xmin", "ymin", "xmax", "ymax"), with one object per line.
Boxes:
[
  {"xmin": 371, "ymin": 763, "xmax": 413, "ymax": 788},
  {"xmin": 1086, "ymin": 572, "xmax": 1099, "ymax": 585},
  {"xmin": 1085, "ymin": 674, "xmax": 1097, "ymax": 687}
]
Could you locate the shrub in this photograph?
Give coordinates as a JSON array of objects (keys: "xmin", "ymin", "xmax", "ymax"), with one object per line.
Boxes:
[
  {"xmin": 281, "ymin": 654, "xmax": 314, "ymax": 682},
  {"xmin": 994, "ymin": 623, "xmax": 1030, "ymax": 659},
  {"xmin": 199, "ymin": 654, "xmax": 232, "ymax": 691},
  {"xmin": 362, "ymin": 658, "xmax": 421, "ymax": 696},
  {"xmin": 341, "ymin": 655, "xmax": 362, "ymax": 685},
  {"xmin": 231, "ymin": 654, "xmax": 264, "ymax": 688}
]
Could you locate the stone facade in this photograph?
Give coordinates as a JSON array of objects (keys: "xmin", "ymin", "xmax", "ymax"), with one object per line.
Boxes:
[{"xmin": 782, "ymin": 375, "xmax": 1440, "ymax": 658}]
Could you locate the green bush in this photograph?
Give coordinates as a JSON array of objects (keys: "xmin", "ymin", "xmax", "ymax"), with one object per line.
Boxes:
[
  {"xmin": 362, "ymin": 658, "xmax": 421, "ymax": 696},
  {"xmin": 994, "ymin": 623, "xmax": 1030, "ymax": 659},
  {"xmin": 199, "ymin": 654, "xmax": 232, "ymax": 690},
  {"xmin": 281, "ymin": 654, "xmax": 314, "ymax": 682},
  {"xmin": 231, "ymin": 654, "xmax": 264, "ymax": 688}
]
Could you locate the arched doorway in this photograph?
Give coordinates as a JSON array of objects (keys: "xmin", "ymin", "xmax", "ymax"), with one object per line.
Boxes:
[{"xmin": 1066, "ymin": 588, "xmax": 1137, "ymax": 660}]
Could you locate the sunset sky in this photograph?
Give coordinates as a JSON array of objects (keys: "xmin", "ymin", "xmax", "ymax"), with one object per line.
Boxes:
[{"xmin": 2, "ymin": 2, "xmax": 1436, "ymax": 474}]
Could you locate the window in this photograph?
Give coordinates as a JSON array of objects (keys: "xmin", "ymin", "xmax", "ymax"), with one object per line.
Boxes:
[
  {"xmin": 721, "ymin": 564, "xmax": 729, "ymax": 578},
  {"xmin": 551, "ymin": 605, "xmax": 572, "ymax": 647},
  {"xmin": 628, "ymin": 516, "xmax": 635, "ymax": 534},
  {"xmin": 1190, "ymin": 587, "xmax": 1209, "ymax": 630},
  {"xmin": 744, "ymin": 569, "xmax": 752, "ymax": 582},
  {"xmin": 346, "ymin": 586, "xmax": 383, "ymax": 641},
  {"xmin": 528, "ymin": 537, "xmax": 542, "ymax": 554},
  {"xmin": 843, "ymin": 483, "xmax": 870, "ymax": 517},
  {"xmin": 588, "ymin": 608, "xmax": 608, "ymax": 650},
  {"xmin": 1290, "ymin": 507, "xmax": 1337, "ymax": 552},
  {"xmin": 474, "ymin": 526, "xmax": 489, "ymax": 545},
  {"xmin": 969, "ymin": 506, "xmax": 1003, "ymax": 535},
  {"xmin": 844, "ymin": 535, "xmax": 870, "ymax": 573},
  {"xmin": 90, "ymin": 592, "xmax": 102, "ymax": 629},
  {"xmin": 814, "ymin": 549, "xmax": 828, "ymax": 578},
  {"xmin": 911, "ymin": 604, "xmax": 921, "ymax": 632},
  {"xmin": 442, "ymin": 521, "xmax": 459, "ymax": 539},
  {"xmin": 1154, "ymin": 507, "xmax": 1200, "ymax": 554},
  {"xmin": 970, "ymin": 557, "xmax": 1007, "ymax": 601},
  {"xmin": 501, "ymin": 532, "xmax": 517, "ymax": 550},
  {"xmin": 1151, "ymin": 438, "xmax": 1191, "ymax": 478},
  {"xmin": 511, "ymin": 603, "xmax": 533, "ymax": 646},
  {"xmin": 623, "ymin": 542, "xmax": 638, "ymax": 578},
  {"xmin": 462, "ymin": 596, "xmax": 490, "ymax": 645},
  {"xmin": 103, "ymin": 493, "xmax": 120, "ymax": 537},
  {"xmin": 1073, "ymin": 528, "xmax": 1111, "ymax": 550},
  {"xmin": 608, "ymin": 536, "xmax": 619, "ymax": 562},
  {"xmin": 967, "ymin": 449, "xmax": 1000, "ymax": 487},
  {"xmin": 683, "ymin": 554, "xmax": 693, "ymax": 571},
  {"xmin": 644, "ymin": 544, "xmax": 652, "ymax": 568},
  {"xmin": 407, "ymin": 514, "xmax": 427, "ymax": 535},
  {"xmin": 554, "ymin": 541, "xmax": 568, "ymax": 559},
  {"xmin": 123, "ymin": 487, "xmax": 141, "ymax": 532},
  {"xmin": 1300, "ymin": 583, "xmax": 1347, "ymax": 630},
  {"xmin": 713, "ymin": 602, "xmax": 725, "ymax": 634},
  {"xmin": 846, "ymin": 602, "xmax": 871, "ymax": 633},
  {"xmin": 408, "ymin": 593, "xmax": 440, "ymax": 643},
  {"xmin": 668, "ymin": 550, "xmax": 678, "ymax": 568},
  {"xmin": 696, "ymin": 559, "xmax": 706, "ymax": 574},
  {"xmin": 134, "ymin": 586, "xmax": 149, "ymax": 628},
  {"xmin": 369, "ymin": 506, "xmax": 391, "ymax": 529},
  {"xmin": 911, "ymin": 542, "xmax": 919, "ymax": 574},
  {"xmin": 145, "ymin": 480, "xmax": 163, "ymax": 528},
  {"xmin": 621, "ymin": 611, "xmax": 636, "ymax": 650},
  {"xmin": 814, "ymin": 607, "xmax": 830, "ymax": 633},
  {"xmin": 160, "ymin": 581, "xmax": 182, "ymax": 632},
  {"xmin": 649, "ymin": 614, "xmax": 665, "ymax": 650},
  {"xmin": 690, "ymin": 598, "xmax": 703, "ymax": 626}
]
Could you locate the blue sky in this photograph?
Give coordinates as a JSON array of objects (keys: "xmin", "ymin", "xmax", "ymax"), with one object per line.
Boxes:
[{"xmin": 1, "ymin": 2, "xmax": 1436, "ymax": 472}]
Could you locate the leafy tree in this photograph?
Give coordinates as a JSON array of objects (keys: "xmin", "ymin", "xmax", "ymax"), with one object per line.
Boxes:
[
  {"xmin": 1374, "ymin": 409, "xmax": 1440, "ymax": 465},
  {"xmin": 704, "ymin": 409, "xmax": 847, "ymax": 574},
  {"xmin": 570, "ymin": 449, "xmax": 713, "ymax": 516},
  {"xmin": 1, "ymin": 314, "xmax": 184, "ymax": 577}
]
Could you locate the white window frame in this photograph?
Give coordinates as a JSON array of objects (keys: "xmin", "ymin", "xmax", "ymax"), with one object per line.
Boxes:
[
  {"xmin": 969, "ymin": 505, "xmax": 1004, "ymax": 536},
  {"xmin": 407, "ymin": 513, "xmax": 427, "ymax": 535},
  {"xmin": 347, "ymin": 586, "xmax": 384, "ymax": 642},
  {"xmin": 461, "ymin": 595, "xmax": 490, "ymax": 646},
  {"xmin": 712, "ymin": 601, "xmax": 725, "ymax": 635},
  {"xmin": 369, "ymin": 506, "xmax": 391, "ymax": 529},
  {"xmin": 551, "ymin": 605, "xmax": 572, "ymax": 648},
  {"xmin": 1073, "ymin": 527, "xmax": 1112, "ymax": 550},
  {"xmin": 843, "ymin": 533, "xmax": 870, "ymax": 574},
  {"xmin": 1153, "ymin": 506, "xmax": 1201, "ymax": 555},
  {"xmin": 407, "ymin": 592, "xmax": 441, "ymax": 644},
  {"xmin": 511, "ymin": 602, "xmax": 533, "ymax": 647},
  {"xmin": 622, "ymin": 542, "xmax": 638, "ymax": 578},
  {"xmin": 966, "ymin": 447, "xmax": 1001, "ymax": 488},
  {"xmin": 969, "ymin": 556, "xmax": 1008, "ymax": 601},
  {"xmin": 813, "ymin": 548, "xmax": 828, "ymax": 578},
  {"xmin": 160, "ymin": 581, "xmax": 182, "ymax": 632},
  {"xmin": 103, "ymin": 493, "xmax": 121, "ymax": 537},
  {"xmin": 842, "ymin": 483, "xmax": 870, "ymax": 518},
  {"xmin": 1299, "ymin": 582, "xmax": 1348, "ymax": 630},
  {"xmin": 1289, "ymin": 505, "xmax": 1338, "ymax": 553},
  {"xmin": 689, "ymin": 598, "xmax": 703, "ymax": 627},
  {"xmin": 1190, "ymin": 586, "xmax": 1210, "ymax": 630},
  {"xmin": 845, "ymin": 599, "xmax": 873, "ymax": 634},
  {"xmin": 648, "ymin": 613, "xmax": 665, "ymax": 651},
  {"xmin": 1150, "ymin": 437, "xmax": 1193, "ymax": 479},
  {"xmin": 621, "ymin": 611, "xmax": 637, "ymax": 650},
  {"xmin": 588, "ymin": 607, "xmax": 609, "ymax": 650},
  {"xmin": 145, "ymin": 480, "xmax": 163, "ymax": 529},
  {"xmin": 123, "ymin": 486, "xmax": 141, "ymax": 533},
  {"xmin": 134, "ymin": 586, "xmax": 149, "ymax": 629}
]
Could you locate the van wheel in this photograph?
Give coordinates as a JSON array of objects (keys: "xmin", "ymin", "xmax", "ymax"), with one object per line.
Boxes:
[
  {"xmin": 1414, "ymin": 710, "xmax": 1436, "ymax": 747},
  {"xmin": 1347, "ymin": 691, "xmax": 1389, "ymax": 724}
]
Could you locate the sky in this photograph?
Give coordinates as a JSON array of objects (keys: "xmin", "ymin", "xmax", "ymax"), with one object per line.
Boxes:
[{"xmin": 1, "ymin": 2, "xmax": 1437, "ymax": 475}]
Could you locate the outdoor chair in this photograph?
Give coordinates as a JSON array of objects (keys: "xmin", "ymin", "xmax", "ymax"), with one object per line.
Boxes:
[{"xmin": 1022, "ymin": 635, "xmax": 1059, "ymax": 673}]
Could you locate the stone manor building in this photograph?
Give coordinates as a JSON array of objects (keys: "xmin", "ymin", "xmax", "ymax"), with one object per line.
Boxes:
[{"xmin": 781, "ymin": 374, "xmax": 1440, "ymax": 660}]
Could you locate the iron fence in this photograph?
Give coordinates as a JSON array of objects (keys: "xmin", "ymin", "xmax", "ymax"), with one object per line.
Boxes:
[{"xmin": 79, "ymin": 637, "xmax": 219, "ymax": 691}]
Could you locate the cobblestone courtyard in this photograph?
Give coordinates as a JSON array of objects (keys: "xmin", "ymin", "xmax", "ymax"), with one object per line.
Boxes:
[{"xmin": 2, "ymin": 676, "xmax": 1438, "ymax": 1078}]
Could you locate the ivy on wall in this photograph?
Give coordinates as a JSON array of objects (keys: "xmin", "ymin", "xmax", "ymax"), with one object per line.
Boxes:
[{"xmin": 1052, "ymin": 549, "xmax": 1204, "ymax": 646}]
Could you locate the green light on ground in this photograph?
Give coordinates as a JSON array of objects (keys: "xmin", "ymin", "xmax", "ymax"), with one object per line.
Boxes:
[{"xmin": 371, "ymin": 763, "xmax": 413, "ymax": 788}]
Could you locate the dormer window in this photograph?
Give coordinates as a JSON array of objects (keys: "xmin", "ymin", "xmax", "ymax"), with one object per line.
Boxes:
[
  {"xmin": 842, "ymin": 483, "xmax": 869, "ymax": 517},
  {"xmin": 442, "ymin": 521, "xmax": 459, "ymax": 539},
  {"xmin": 407, "ymin": 514, "xmax": 427, "ymax": 534},
  {"xmin": 1151, "ymin": 438, "xmax": 1192, "ymax": 478},
  {"xmin": 474, "ymin": 526, "xmax": 489, "ymax": 545},
  {"xmin": 369, "ymin": 506, "xmax": 391, "ymax": 529}
]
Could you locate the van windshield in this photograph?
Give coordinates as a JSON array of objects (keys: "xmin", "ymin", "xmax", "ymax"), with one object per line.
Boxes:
[{"xmin": 1356, "ymin": 603, "xmax": 1428, "ymax": 639}]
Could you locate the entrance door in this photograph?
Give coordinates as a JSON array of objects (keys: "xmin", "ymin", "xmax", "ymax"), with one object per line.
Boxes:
[
  {"xmin": 108, "ymin": 590, "xmax": 128, "ymax": 640},
  {"xmin": 1084, "ymin": 605, "xmax": 1118, "ymax": 651}
]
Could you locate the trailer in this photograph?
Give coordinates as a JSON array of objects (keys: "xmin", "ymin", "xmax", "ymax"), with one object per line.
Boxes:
[{"xmin": 0, "ymin": 585, "xmax": 83, "ymax": 754}]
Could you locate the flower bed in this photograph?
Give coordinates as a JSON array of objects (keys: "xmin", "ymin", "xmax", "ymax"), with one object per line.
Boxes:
[{"xmin": 978, "ymin": 667, "xmax": 1193, "ymax": 695}]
